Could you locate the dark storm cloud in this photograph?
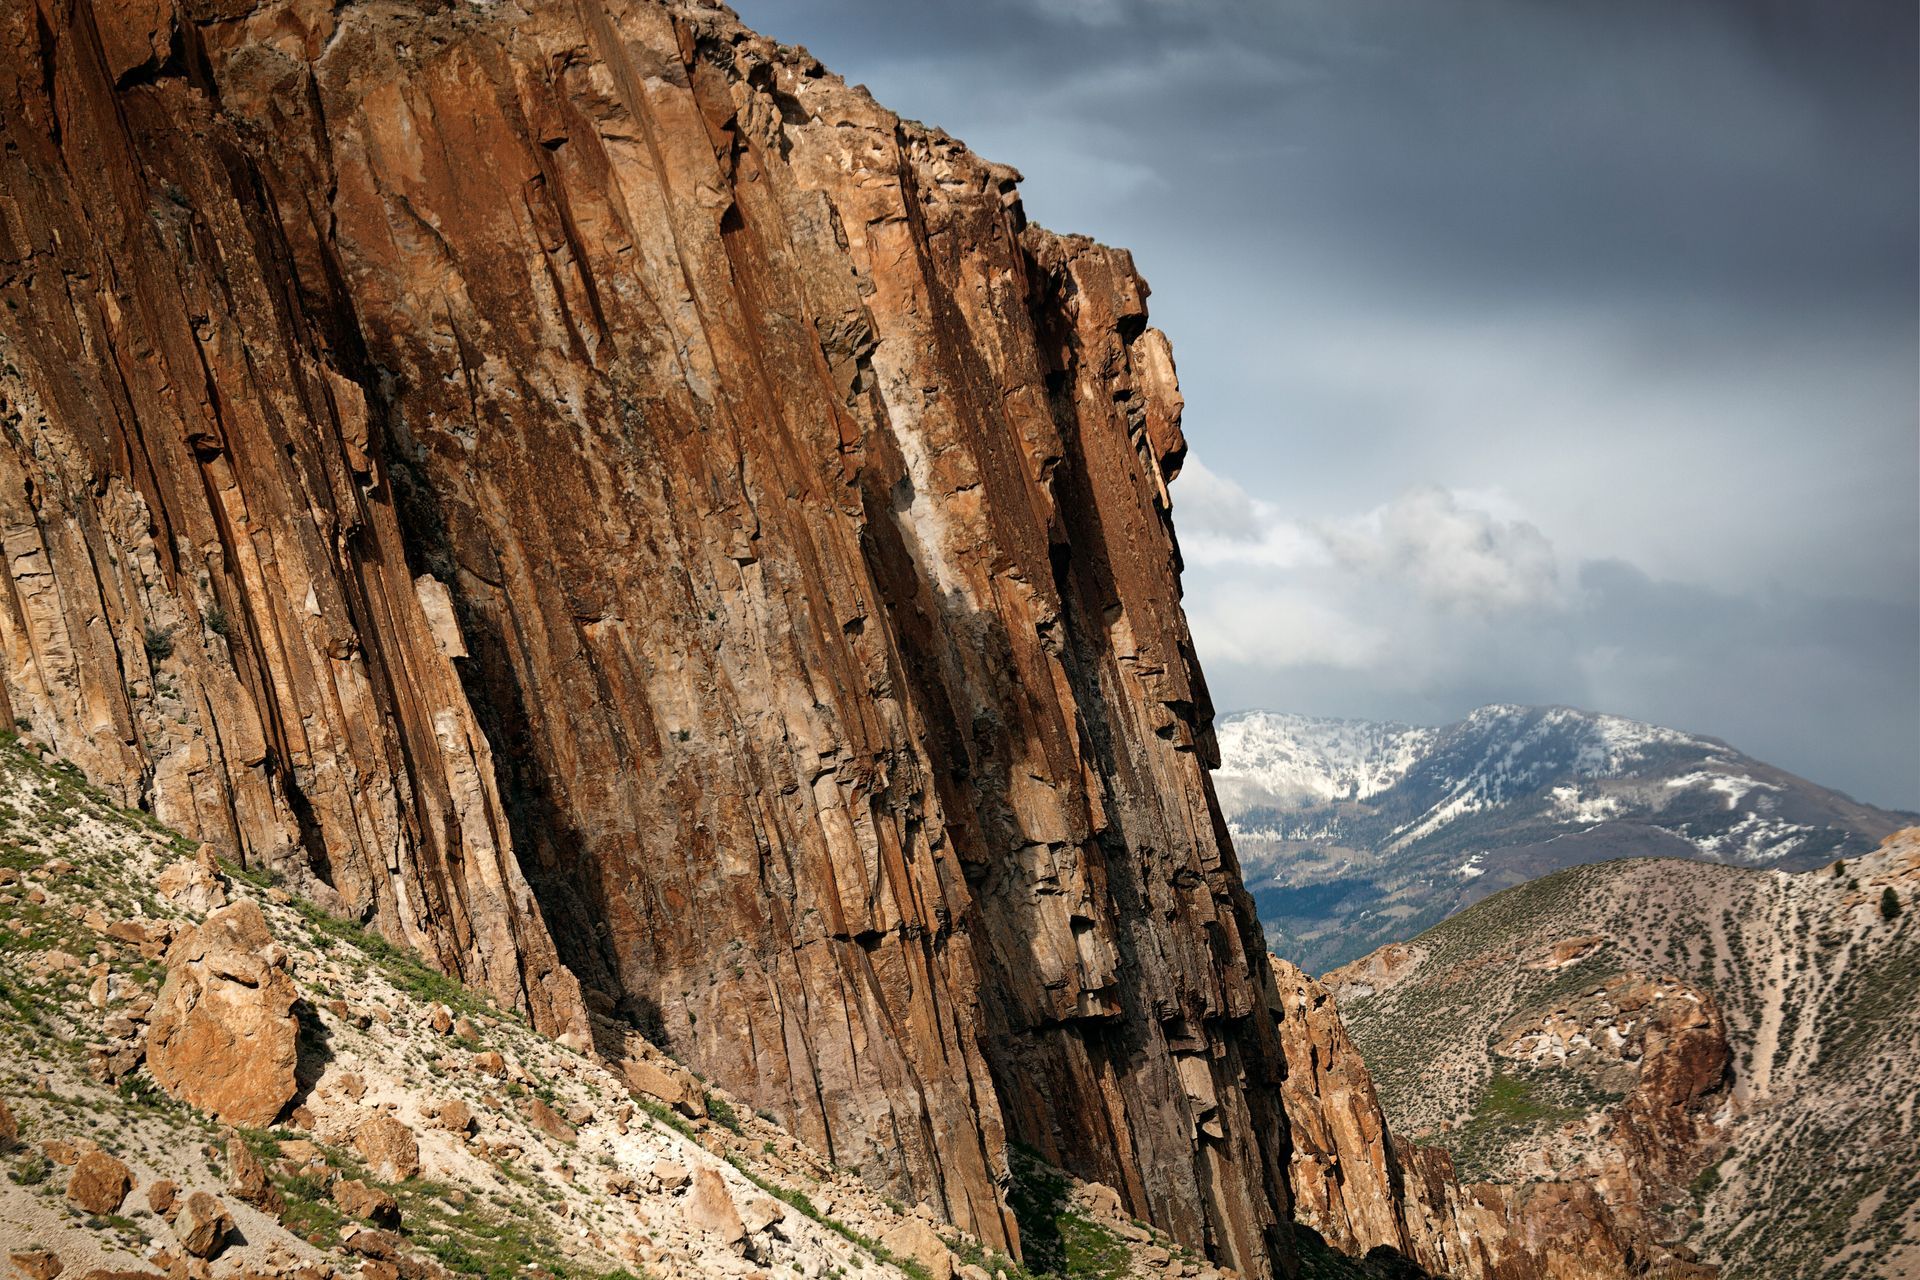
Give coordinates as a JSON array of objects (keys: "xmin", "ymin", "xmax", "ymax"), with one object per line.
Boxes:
[{"xmin": 731, "ymin": 0, "xmax": 1919, "ymax": 807}]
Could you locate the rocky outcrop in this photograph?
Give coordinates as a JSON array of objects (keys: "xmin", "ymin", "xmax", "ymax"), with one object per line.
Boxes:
[
  {"xmin": 145, "ymin": 899, "xmax": 300, "ymax": 1127},
  {"xmin": 173, "ymin": 1191, "xmax": 233, "ymax": 1259},
  {"xmin": 0, "ymin": 0, "xmax": 1290, "ymax": 1272},
  {"xmin": 353, "ymin": 1114, "xmax": 421, "ymax": 1183},
  {"xmin": 1493, "ymin": 973, "xmax": 1732, "ymax": 1250},
  {"xmin": 66, "ymin": 1149, "xmax": 134, "ymax": 1217},
  {"xmin": 1273, "ymin": 958, "xmax": 1410, "ymax": 1259},
  {"xmin": 1271, "ymin": 954, "xmax": 1724, "ymax": 1280}
]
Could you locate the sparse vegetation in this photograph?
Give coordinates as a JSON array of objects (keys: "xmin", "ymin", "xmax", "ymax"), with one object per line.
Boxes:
[
  {"xmin": 1338, "ymin": 844, "xmax": 1920, "ymax": 1280},
  {"xmin": 705, "ymin": 1091, "xmax": 742, "ymax": 1133},
  {"xmin": 141, "ymin": 625, "xmax": 174, "ymax": 663}
]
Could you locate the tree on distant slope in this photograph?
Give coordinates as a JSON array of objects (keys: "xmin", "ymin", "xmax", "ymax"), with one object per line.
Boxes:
[{"xmin": 1882, "ymin": 887, "xmax": 1903, "ymax": 921}]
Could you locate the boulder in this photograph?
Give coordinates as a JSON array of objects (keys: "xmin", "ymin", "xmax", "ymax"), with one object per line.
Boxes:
[
  {"xmin": 174, "ymin": 1191, "xmax": 233, "ymax": 1258},
  {"xmin": 652, "ymin": 1160, "xmax": 691, "ymax": 1191},
  {"xmin": 740, "ymin": 1195, "xmax": 787, "ymax": 1238},
  {"xmin": 682, "ymin": 1167, "xmax": 745, "ymax": 1249},
  {"xmin": 154, "ymin": 859, "xmax": 226, "ymax": 916},
  {"xmin": 880, "ymin": 1219, "xmax": 956, "ymax": 1280},
  {"xmin": 145, "ymin": 901, "xmax": 299, "ymax": 1127},
  {"xmin": 341, "ymin": 1227, "xmax": 401, "ymax": 1260},
  {"xmin": 145, "ymin": 1180, "xmax": 179, "ymax": 1219},
  {"xmin": 333, "ymin": 1179, "xmax": 401, "ymax": 1228},
  {"xmin": 433, "ymin": 1098, "xmax": 473, "ymax": 1134},
  {"xmin": 224, "ymin": 1134, "xmax": 282, "ymax": 1214},
  {"xmin": 65, "ymin": 1149, "xmax": 133, "ymax": 1216},
  {"xmin": 352, "ymin": 1114, "xmax": 420, "ymax": 1182},
  {"xmin": 619, "ymin": 1055, "xmax": 705, "ymax": 1118},
  {"xmin": 40, "ymin": 1139, "xmax": 85, "ymax": 1165},
  {"xmin": 522, "ymin": 1098, "xmax": 576, "ymax": 1144},
  {"xmin": 8, "ymin": 1251, "xmax": 63, "ymax": 1280}
]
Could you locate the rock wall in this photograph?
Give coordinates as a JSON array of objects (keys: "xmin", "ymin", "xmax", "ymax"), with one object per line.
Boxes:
[{"xmin": 0, "ymin": 0, "xmax": 1293, "ymax": 1272}]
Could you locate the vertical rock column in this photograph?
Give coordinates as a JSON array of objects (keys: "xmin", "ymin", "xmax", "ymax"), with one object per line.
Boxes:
[
  {"xmin": 0, "ymin": 0, "xmax": 1298, "ymax": 1272},
  {"xmin": 0, "ymin": 0, "xmax": 584, "ymax": 1037}
]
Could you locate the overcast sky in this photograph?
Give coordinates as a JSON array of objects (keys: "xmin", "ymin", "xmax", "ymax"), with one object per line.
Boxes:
[{"xmin": 733, "ymin": 0, "xmax": 1919, "ymax": 809}]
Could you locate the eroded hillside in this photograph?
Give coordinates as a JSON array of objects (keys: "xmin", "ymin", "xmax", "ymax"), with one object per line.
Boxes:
[
  {"xmin": 1328, "ymin": 838, "xmax": 1920, "ymax": 1279},
  {"xmin": 0, "ymin": 732, "xmax": 1245, "ymax": 1280}
]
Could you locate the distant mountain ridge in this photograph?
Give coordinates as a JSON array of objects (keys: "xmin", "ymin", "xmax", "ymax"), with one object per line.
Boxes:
[{"xmin": 1215, "ymin": 704, "xmax": 1913, "ymax": 972}]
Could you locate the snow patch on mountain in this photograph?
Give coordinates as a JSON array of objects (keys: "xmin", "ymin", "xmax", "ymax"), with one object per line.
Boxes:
[
  {"xmin": 1664, "ymin": 771, "xmax": 1781, "ymax": 810},
  {"xmin": 1212, "ymin": 711, "xmax": 1434, "ymax": 810},
  {"xmin": 1551, "ymin": 785, "xmax": 1626, "ymax": 824}
]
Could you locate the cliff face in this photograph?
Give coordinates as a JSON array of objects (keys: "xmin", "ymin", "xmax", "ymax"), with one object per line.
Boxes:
[
  {"xmin": 0, "ymin": 0, "xmax": 1292, "ymax": 1272},
  {"xmin": 1271, "ymin": 955, "xmax": 1723, "ymax": 1280}
]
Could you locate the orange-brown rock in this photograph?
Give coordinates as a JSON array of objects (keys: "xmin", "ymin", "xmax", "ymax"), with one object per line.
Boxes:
[
  {"xmin": 224, "ymin": 1133, "xmax": 283, "ymax": 1215},
  {"xmin": 9, "ymin": 1252, "xmax": 63, "ymax": 1280},
  {"xmin": 432, "ymin": 1099, "xmax": 474, "ymax": 1136},
  {"xmin": 173, "ymin": 1191, "xmax": 234, "ymax": 1259},
  {"xmin": 154, "ymin": 859, "xmax": 226, "ymax": 917},
  {"xmin": 616, "ymin": 1044, "xmax": 705, "ymax": 1119},
  {"xmin": 0, "ymin": 1094, "xmax": 16, "ymax": 1149},
  {"xmin": 65, "ymin": 1149, "xmax": 133, "ymax": 1216},
  {"xmin": 0, "ymin": 0, "xmax": 1292, "ymax": 1272},
  {"xmin": 333, "ymin": 1179, "xmax": 401, "ymax": 1229},
  {"xmin": 880, "ymin": 1220, "xmax": 957, "ymax": 1280},
  {"xmin": 1271, "ymin": 958, "xmax": 1409, "ymax": 1257},
  {"xmin": 146, "ymin": 1180, "xmax": 179, "ymax": 1219},
  {"xmin": 524, "ymin": 1099, "xmax": 577, "ymax": 1146},
  {"xmin": 145, "ymin": 901, "xmax": 299, "ymax": 1127},
  {"xmin": 352, "ymin": 1115, "xmax": 420, "ymax": 1183},
  {"xmin": 682, "ymin": 1168, "xmax": 746, "ymax": 1251}
]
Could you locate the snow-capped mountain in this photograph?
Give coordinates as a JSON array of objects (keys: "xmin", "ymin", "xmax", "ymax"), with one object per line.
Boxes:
[
  {"xmin": 1212, "ymin": 712, "xmax": 1436, "ymax": 811},
  {"xmin": 1217, "ymin": 704, "xmax": 1913, "ymax": 973}
]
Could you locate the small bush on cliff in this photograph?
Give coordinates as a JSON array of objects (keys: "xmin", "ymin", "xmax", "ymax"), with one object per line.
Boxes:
[
  {"xmin": 705, "ymin": 1092, "xmax": 742, "ymax": 1133},
  {"xmin": 142, "ymin": 625, "xmax": 174, "ymax": 662},
  {"xmin": 1882, "ymin": 887, "xmax": 1903, "ymax": 921}
]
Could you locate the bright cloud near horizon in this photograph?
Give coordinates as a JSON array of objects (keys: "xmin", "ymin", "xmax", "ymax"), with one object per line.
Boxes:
[{"xmin": 731, "ymin": 0, "xmax": 1919, "ymax": 809}]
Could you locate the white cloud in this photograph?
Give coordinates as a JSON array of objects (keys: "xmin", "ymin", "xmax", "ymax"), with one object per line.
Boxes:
[
  {"xmin": 1186, "ymin": 586, "xmax": 1390, "ymax": 671},
  {"xmin": 1177, "ymin": 459, "xmax": 1328, "ymax": 570},
  {"xmin": 1177, "ymin": 465, "xmax": 1562, "ymax": 613},
  {"xmin": 1324, "ymin": 485, "xmax": 1562, "ymax": 613}
]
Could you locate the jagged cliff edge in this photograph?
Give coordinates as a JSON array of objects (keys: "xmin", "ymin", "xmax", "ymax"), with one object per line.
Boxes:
[{"xmin": 0, "ymin": 0, "xmax": 1296, "ymax": 1274}]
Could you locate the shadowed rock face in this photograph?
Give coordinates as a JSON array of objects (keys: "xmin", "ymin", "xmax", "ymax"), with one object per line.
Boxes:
[{"xmin": 0, "ymin": 0, "xmax": 1292, "ymax": 1271}]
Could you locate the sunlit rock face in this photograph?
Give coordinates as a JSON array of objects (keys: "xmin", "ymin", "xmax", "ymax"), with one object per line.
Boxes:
[{"xmin": 0, "ymin": 0, "xmax": 1294, "ymax": 1271}]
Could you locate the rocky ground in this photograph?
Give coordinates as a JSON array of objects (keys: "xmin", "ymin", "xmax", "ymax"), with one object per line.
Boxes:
[
  {"xmin": 0, "ymin": 734, "xmax": 1232, "ymax": 1280},
  {"xmin": 1329, "ymin": 835, "xmax": 1920, "ymax": 1280}
]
